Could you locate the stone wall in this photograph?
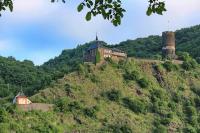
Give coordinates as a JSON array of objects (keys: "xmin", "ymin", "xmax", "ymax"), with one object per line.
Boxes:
[{"xmin": 17, "ymin": 103, "xmax": 54, "ymax": 112}]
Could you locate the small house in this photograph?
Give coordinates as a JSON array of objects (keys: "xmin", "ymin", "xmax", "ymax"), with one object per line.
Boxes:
[{"xmin": 13, "ymin": 92, "xmax": 32, "ymax": 105}]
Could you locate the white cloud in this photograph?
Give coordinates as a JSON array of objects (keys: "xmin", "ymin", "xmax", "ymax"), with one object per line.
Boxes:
[{"xmin": 0, "ymin": 0, "xmax": 200, "ymax": 64}]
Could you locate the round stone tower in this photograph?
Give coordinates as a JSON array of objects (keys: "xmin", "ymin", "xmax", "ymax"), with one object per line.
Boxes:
[{"xmin": 162, "ymin": 31, "xmax": 176, "ymax": 59}]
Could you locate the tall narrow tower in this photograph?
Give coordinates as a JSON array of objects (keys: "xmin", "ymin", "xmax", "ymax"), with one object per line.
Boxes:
[{"xmin": 162, "ymin": 31, "xmax": 176, "ymax": 59}]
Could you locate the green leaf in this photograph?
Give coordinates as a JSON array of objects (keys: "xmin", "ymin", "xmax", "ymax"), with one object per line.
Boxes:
[
  {"xmin": 77, "ymin": 4, "xmax": 84, "ymax": 12},
  {"xmin": 146, "ymin": 7, "xmax": 152, "ymax": 16},
  {"xmin": 86, "ymin": 12, "xmax": 92, "ymax": 21}
]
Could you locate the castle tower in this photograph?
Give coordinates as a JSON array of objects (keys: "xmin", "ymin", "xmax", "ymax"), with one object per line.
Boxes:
[{"xmin": 162, "ymin": 31, "xmax": 176, "ymax": 59}]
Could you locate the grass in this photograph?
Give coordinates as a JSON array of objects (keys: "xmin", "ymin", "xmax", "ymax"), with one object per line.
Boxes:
[{"xmin": 2, "ymin": 59, "xmax": 200, "ymax": 132}]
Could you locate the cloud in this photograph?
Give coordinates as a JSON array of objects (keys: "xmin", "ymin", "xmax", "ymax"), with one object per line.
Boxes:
[{"xmin": 0, "ymin": 0, "xmax": 200, "ymax": 65}]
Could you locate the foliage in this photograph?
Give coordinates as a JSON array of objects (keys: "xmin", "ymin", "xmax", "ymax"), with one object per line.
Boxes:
[
  {"xmin": 0, "ymin": 56, "xmax": 52, "ymax": 98},
  {"xmin": 154, "ymin": 124, "xmax": 167, "ymax": 133},
  {"xmin": 1, "ymin": 59, "xmax": 200, "ymax": 132},
  {"xmin": 122, "ymin": 97, "xmax": 148, "ymax": 114},
  {"xmin": 95, "ymin": 50, "xmax": 101, "ymax": 65},
  {"xmin": 83, "ymin": 106, "xmax": 99, "ymax": 118},
  {"xmin": 0, "ymin": 0, "xmax": 13, "ymax": 16},
  {"xmin": 123, "ymin": 70, "xmax": 140, "ymax": 81},
  {"xmin": 103, "ymin": 89, "xmax": 122, "ymax": 102},
  {"xmin": 137, "ymin": 78, "xmax": 149, "ymax": 88},
  {"xmin": 163, "ymin": 61, "xmax": 178, "ymax": 72},
  {"xmin": 1, "ymin": 0, "xmax": 167, "ymax": 26},
  {"xmin": 182, "ymin": 59, "xmax": 198, "ymax": 71},
  {"xmin": 109, "ymin": 124, "xmax": 133, "ymax": 133},
  {"xmin": 1, "ymin": 25, "xmax": 200, "ymax": 132}
]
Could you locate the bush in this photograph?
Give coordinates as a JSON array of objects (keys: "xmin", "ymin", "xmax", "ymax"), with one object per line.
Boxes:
[
  {"xmin": 177, "ymin": 52, "xmax": 191, "ymax": 61},
  {"xmin": 163, "ymin": 61, "xmax": 178, "ymax": 72},
  {"xmin": 109, "ymin": 124, "xmax": 132, "ymax": 133},
  {"xmin": 64, "ymin": 84, "xmax": 72, "ymax": 95},
  {"xmin": 191, "ymin": 85, "xmax": 200, "ymax": 96},
  {"xmin": 154, "ymin": 124, "xmax": 167, "ymax": 133},
  {"xmin": 122, "ymin": 97, "xmax": 148, "ymax": 114},
  {"xmin": 83, "ymin": 106, "xmax": 99, "ymax": 118},
  {"xmin": 103, "ymin": 89, "xmax": 122, "ymax": 102},
  {"xmin": 137, "ymin": 78, "xmax": 149, "ymax": 88},
  {"xmin": 55, "ymin": 99, "xmax": 82, "ymax": 113},
  {"xmin": 90, "ymin": 74, "xmax": 99, "ymax": 83},
  {"xmin": 182, "ymin": 59, "xmax": 198, "ymax": 71},
  {"xmin": 95, "ymin": 50, "xmax": 101, "ymax": 65},
  {"xmin": 123, "ymin": 70, "xmax": 140, "ymax": 81},
  {"xmin": 54, "ymin": 97, "xmax": 69, "ymax": 112},
  {"xmin": 68, "ymin": 101, "xmax": 82, "ymax": 112},
  {"xmin": 183, "ymin": 125, "xmax": 196, "ymax": 133}
]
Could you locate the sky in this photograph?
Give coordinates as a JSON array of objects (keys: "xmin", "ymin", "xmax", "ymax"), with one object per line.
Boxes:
[{"xmin": 0, "ymin": 0, "xmax": 200, "ymax": 65}]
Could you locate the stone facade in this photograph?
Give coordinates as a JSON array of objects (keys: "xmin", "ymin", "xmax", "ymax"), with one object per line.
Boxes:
[
  {"xmin": 162, "ymin": 31, "xmax": 176, "ymax": 59},
  {"xmin": 84, "ymin": 39, "xmax": 127, "ymax": 63}
]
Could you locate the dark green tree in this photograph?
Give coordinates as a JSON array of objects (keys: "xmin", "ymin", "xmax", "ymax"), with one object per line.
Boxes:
[{"xmin": 95, "ymin": 50, "xmax": 101, "ymax": 65}]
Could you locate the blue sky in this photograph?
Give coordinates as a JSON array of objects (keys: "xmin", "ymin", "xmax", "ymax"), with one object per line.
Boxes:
[{"xmin": 0, "ymin": 0, "xmax": 200, "ymax": 65}]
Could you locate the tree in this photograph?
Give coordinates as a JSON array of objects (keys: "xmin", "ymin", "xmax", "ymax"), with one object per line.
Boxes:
[
  {"xmin": 0, "ymin": 0, "xmax": 167, "ymax": 26},
  {"xmin": 95, "ymin": 50, "xmax": 101, "ymax": 65}
]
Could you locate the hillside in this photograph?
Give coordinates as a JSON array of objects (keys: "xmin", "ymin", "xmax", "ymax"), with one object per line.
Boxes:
[
  {"xmin": 1, "ymin": 58, "xmax": 200, "ymax": 132},
  {"xmin": 41, "ymin": 24, "xmax": 200, "ymax": 80},
  {"xmin": 0, "ymin": 24, "xmax": 199, "ymax": 132},
  {"xmin": 0, "ymin": 24, "xmax": 200, "ymax": 101}
]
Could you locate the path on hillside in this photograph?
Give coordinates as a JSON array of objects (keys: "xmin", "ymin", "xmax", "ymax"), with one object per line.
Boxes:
[{"xmin": 131, "ymin": 58, "xmax": 183, "ymax": 65}]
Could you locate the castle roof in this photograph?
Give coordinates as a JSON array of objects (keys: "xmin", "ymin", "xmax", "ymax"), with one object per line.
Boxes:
[{"xmin": 87, "ymin": 41, "xmax": 105, "ymax": 51}]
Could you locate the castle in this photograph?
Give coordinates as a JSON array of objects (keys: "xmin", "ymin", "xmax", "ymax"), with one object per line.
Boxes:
[
  {"xmin": 84, "ymin": 31, "xmax": 176, "ymax": 63},
  {"xmin": 162, "ymin": 31, "xmax": 176, "ymax": 59},
  {"xmin": 84, "ymin": 36, "xmax": 127, "ymax": 63}
]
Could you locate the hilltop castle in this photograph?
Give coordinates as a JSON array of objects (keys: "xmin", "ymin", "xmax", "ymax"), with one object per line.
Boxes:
[
  {"xmin": 84, "ymin": 31, "xmax": 176, "ymax": 63},
  {"xmin": 162, "ymin": 31, "xmax": 176, "ymax": 59},
  {"xmin": 84, "ymin": 36, "xmax": 127, "ymax": 63}
]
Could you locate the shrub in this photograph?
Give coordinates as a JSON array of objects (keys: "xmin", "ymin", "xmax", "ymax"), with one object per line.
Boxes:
[
  {"xmin": 83, "ymin": 106, "xmax": 99, "ymax": 119},
  {"xmin": 160, "ymin": 117, "xmax": 171, "ymax": 125},
  {"xmin": 68, "ymin": 101, "xmax": 82, "ymax": 112},
  {"xmin": 105, "ymin": 57, "xmax": 116, "ymax": 64},
  {"xmin": 54, "ymin": 97, "xmax": 69, "ymax": 112},
  {"xmin": 103, "ymin": 89, "xmax": 122, "ymax": 102},
  {"xmin": 95, "ymin": 50, "xmax": 101, "ymax": 65},
  {"xmin": 191, "ymin": 85, "xmax": 200, "ymax": 96},
  {"xmin": 163, "ymin": 61, "xmax": 178, "ymax": 72},
  {"xmin": 90, "ymin": 74, "xmax": 99, "ymax": 83},
  {"xmin": 109, "ymin": 124, "xmax": 132, "ymax": 133},
  {"xmin": 123, "ymin": 70, "xmax": 140, "ymax": 81},
  {"xmin": 183, "ymin": 125, "xmax": 196, "ymax": 133},
  {"xmin": 177, "ymin": 52, "xmax": 190, "ymax": 61},
  {"xmin": 154, "ymin": 124, "xmax": 167, "ymax": 133},
  {"xmin": 64, "ymin": 84, "xmax": 72, "ymax": 95},
  {"xmin": 182, "ymin": 59, "xmax": 198, "ymax": 71},
  {"xmin": 77, "ymin": 64, "xmax": 87, "ymax": 75},
  {"xmin": 137, "ymin": 78, "xmax": 149, "ymax": 88},
  {"xmin": 122, "ymin": 97, "xmax": 148, "ymax": 114}
]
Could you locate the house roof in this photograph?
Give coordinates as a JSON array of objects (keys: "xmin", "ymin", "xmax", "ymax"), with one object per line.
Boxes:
[
  {"xmin": 87, "ymin": 41, "xmax": 105, "ymax": 51},
  {"xmin": 112, "ymin": 48, "xmax": 125, "ymax": 53}
]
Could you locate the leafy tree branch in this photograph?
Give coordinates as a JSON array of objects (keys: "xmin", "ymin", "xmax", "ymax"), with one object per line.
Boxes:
[{"xmin": 0, "ymin": 0, "xmax": 167, "ymax": 26}]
